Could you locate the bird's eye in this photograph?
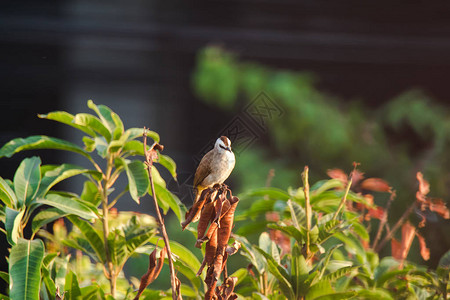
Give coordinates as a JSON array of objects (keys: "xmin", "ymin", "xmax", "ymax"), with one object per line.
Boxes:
[{"xmin": 219, "ymin": 145, "xmax": 227, "ymax": 151}]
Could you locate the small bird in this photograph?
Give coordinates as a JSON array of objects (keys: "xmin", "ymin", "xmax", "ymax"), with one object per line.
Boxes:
[{"xmin": 193, "ymin": 136, "xmax": 235, "ymax": 203}]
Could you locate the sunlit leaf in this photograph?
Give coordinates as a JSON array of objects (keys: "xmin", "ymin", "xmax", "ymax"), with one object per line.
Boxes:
[
  {"xmin": 67, "ymin": 216, "xmax": 106, "ymax": 263},
  {"xmin": 14, "ymin": 156, "xmax": 41, "ymax": 206},
  {"xmin": 0, "ymin": 176, "xmax": 18, "ymax": 208},
  {"xmin": 0, "ymin": 135, "xmax": 91, "ymax": 159},
  {"xmin": 5, "ymin": 207, "xmax": 25, "ymax": 245},
  {"xmin": 64, "ymin": 270, "xmax": 82, "ymax": 300},
  {"xmin": 37, "ymin": 194, "xmax": 97, "ymax": 220},
  {"xmin": 38, "ymin": 111, "xmax": 96, "ymax": 137},
  {"xmin": 123, "ymin": 159, "xmax": 150, "ymax": 204},
  {"xmin": 31, "ymin": 208, "xmax": 67, "ymax": 234},
  {"xmin": 9, "ymin": 238, "xmax": 45, "ymax": 300}
]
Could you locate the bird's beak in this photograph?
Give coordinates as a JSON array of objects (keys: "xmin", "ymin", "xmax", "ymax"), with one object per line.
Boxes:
[{"xmin": 226, "ymin": 146, "xmax": 232, "ymax": 152}]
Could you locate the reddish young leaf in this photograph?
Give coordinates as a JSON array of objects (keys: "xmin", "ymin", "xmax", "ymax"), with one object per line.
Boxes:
[
  {"xmin": 417, "ymin": 172, "xmax": 430, "ymax": 196},
  {"xmin": 360, "ymin": 178, "xmax": 391, "ymax": 193},
  {"xmin": 327, "ymin": 168, "xmax": 347, "ymax": 186},
  {"xmin": 391, "ymin": 238, "xmax": 402, "ymax": 260},
  {"xmin": 367, "ymin": 206, "xmax": 385, "ymax": 220},
  {"xmin": 416, "ymin": 232, "xmax": 430, "ymax": 261}
]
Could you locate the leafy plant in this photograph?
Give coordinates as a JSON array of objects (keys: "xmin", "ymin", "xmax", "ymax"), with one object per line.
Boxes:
[{"xmin": 0, "ymin": 101, "xmax": 184, "ymax": 299}]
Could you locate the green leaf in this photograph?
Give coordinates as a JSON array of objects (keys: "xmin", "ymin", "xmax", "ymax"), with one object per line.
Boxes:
[
  {"xmin": 256, "ymin": 247, "xmax": 295, "ymax": 299},
  {"xmin": 67, "ymin": 216, "xmax": 106, "ymax": 263},
  {"xmin": 355, "ymin": 289, "xmax": 394, "ymax": 300},
  {"xmin": 158, "ymin": 154, "xmax": 177, "ymax": 180},
  {"xmin": 37, "ymin": 194, "xmax": 97, "ymax": 220},
  {"xmin": 38, "ymin": 164, "xmax": 100, "ymax": 198},
  {"xmin": 322, "ymin": 266, "xmax": 358, "ymax": 282},
  {"xmin": 74, "ymin": 113, "xmax": 111, "ymax": 142},
  {"xmin": 149, "ymin": 237, "xmax": 201, "ymax": 271},
  {"xmin": 268, "ymin": 224, "xmax": 304, "ymax": 244},
  {"xmin": 245, "ymin": 187, "xmax": 291, "ymax": 201},
  {"xmin": 305, "ymin": 280, "xmax": 333, "ymax": 299},
  {"xmin": 311, "ymin": 179, "xmax": 344, "ymax": 195},
  {"xmin": 80, "ymin": 181, "xmax": 101, "ymax": 207},
  {"xmin": 351, "ymin": 221, "xmax": 370, "ymax": 241},
  {"xmin": 438, "ymin": 249, "xmax": 450, "ymax": 269},
  {"xmin": 0, "ymin": 135, "xmax": 91, "ymax": 159},
  {"xmin": 41, "ymin": 265, "xmax": 56, "ymax": 299},
  {"xmin": 124, "ymin": 127, "xmax": 160, "ymax": 143},
  {"xmin": 152, "ymin": 182, "xmax": 184, "ymax": 221},
  {"xmin": 0, "ymin": 176, "xmax": 18, "ymax": 208},
  {"xmin": 38, "ymin": 111, "xmax": 96, "ymax": 137},
  {"xmin": 312, "ymin": 291, "xmax": 357, "ymax": 300},
  {"xmin": 9, "ymin": 238, "xmax": 45, "ymax": 300},
  {"xmin": 87, "ymin": 100, "xmax": 116, "ymax": 132},
  {"xmin": 123, "ymin": 159, "xmax": 150, "ymax": 204},
  {"xmin": 5, "ymin": 207, "xmax": 25, "ymax": 245},
  {"xmin": 14, "ymin": 157, "xmax": 41, "ymax": 206},
  {"xmin": 31, "ymin": 208, "xmax": 67, "ymax": 234},
  {"xmin": 288, "ymin": 199, "xmax": 306, "ymax": 228},
  {"xmin": 0, "ymin": 271, "xmax": 9, "ymax": 284},
  {"xmin": 64, "ymin": 270, "xmax": 82, "ymax": 300}
]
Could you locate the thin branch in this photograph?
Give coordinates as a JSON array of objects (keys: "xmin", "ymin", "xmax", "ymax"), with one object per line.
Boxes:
[
  {"xmin": 143, "ymin": 127, "xmax": 180, "ymax": 300},
  {"xmin": 375, "ymin": 201, "xmax": 417, "ymax": 253},
  {"xmin": 372, "ymin": 190, "xmax": 396, "ymax": 250},
  {"xmin": 108, "ymin": 189, "xmax": 128, "ymax": 209},
  {"xmin": 333, "ymin": 175, "xmax": 353, "ymax": 221}
]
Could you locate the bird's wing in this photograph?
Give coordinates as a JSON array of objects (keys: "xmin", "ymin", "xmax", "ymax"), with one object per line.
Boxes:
[{"xmin": 193, "ymin": 149, "xmax": 213, "ymax": 188}]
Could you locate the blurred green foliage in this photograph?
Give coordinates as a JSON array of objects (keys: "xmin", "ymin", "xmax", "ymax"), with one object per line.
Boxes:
[{"xmin": 192, "ymin": 45, "xmax": 450, "ymax": 262}]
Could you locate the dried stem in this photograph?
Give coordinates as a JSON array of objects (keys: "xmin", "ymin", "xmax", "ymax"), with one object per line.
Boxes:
[
  {"xmin": 301, "ymin": 166, "xmax": 311, "ymax": 257},
  {"xmin": 375, "ymin": 201, "xmax": 416, "ymax": 252},
  {"xmin": 333, "ymin": 170, "xmax": 353, "ymax": 221},
  {"xmin": 372, "ymin": 190, "xmax": 396, "ymax": 250},
  {"xmin": 143, "ymin": 128, "xmax": 180, "ymax": 300}
]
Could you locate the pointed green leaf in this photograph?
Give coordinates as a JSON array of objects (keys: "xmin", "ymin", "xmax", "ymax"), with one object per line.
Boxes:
[
  {"xmin": 355, "ymin": 289, "xmax": 394, "ymax": 300},
  {"xmin": 158, "ymin": 154, "xmax": 177, "ymax": 180},
  {"xmin": 5, "ymin": 207, "xmax": 25, "ymax": 245},
  {"xmin": 80, "ymin": 181, "xmax": 101, "ymax": 207},
  {"xmin": 9, "ymin": 238, "xmax": 45, "ymax": 300},
  {"xmin": 256, "ymin": 247, "xmax": 295, "ymax": 299},
  {"xmin": 0, "ymin": 135, "xmax": 91, "ymax": 159},
  {"xmin": 38, "ymin": 111, "xmax": 96, "ymax": 136},
  {"xmin": 14, "ymin": 157, "xmax": 41, "ymax": 206},
  {"xmin": 268, "ymin": 224, "xmax": 305, "ymax": 244},
  {"xmin": 0, "ymin": 271, "xmax": 9, "ymax": 285},
  {"xmin": 74, "ymin": 113, "xmax": 111, "ymax": 142},
  {"xmin": 38, "ymin": 164, "xmax": 100, "ymax": 198},
  {"xmin": 306, "ymin": 280, "xmax": 333, "ymax": 299},
  {"xmin": 322, "ymin": 266, "xmax": 358, "ymax": 282},
  {"xmin": 67, "ymin": 216, "xmax": 106, "ymax": 263},
  {"xmin": 438, "ymin": 249, "xmax": 450, "ymax": 269},
  {"xmin": 152, "ymin": 182, "xmax": 184, "ymax": 221},
  {"xmin": 124, "ymin": 127, "xmax": 160, "ymax": 143},
  {"xmin": 245, "ymin": 188, "xmax": 291, "ymax": 201},
  {"xmin": 87, "ymin": 100, "xmax": 115, "ymax": 132},
  {"xmin": 37, "ymin": 194, "xmax": 97, "ymax": 220},
  {"xmin": 31, "ymin": 208, "xmax": 67, "ymax": 234},
  {"xmin": 64, "ymin": 270, "xmax": 82, "ymax": 300},
  {"xmin": 0, "ymin": 176, "xmax": 18, "ymax": 208},
  {"xmin": 123, "ymin": 159, "xmax": 150, "ymax": 204},
  {"xmin": 288, "ymin": 199, "xmax": 306, "ymax": 228},
  {"xmin": 41, "ymin": 265, "xmax": 56, "ymax": 298}
]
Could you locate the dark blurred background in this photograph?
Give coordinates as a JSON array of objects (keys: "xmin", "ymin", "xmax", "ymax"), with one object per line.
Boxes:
[{"xmin": 1, "ymin": 0, "xmax": 450, "ymax": 288}]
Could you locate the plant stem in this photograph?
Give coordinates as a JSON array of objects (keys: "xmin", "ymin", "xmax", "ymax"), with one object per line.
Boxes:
[
  {"xmin": 372, "ymin": 190, "xmax": 396, "ymax": 250},
  {"xmin": 143, "ymin": 129, "xmax": 179, "ymax": 300},
  {"xmin": 333, "ymin": 174, "xmax": 353, "ymax": 221},
  {"xmin": 302, "ymin": 166, "xmax": 311, "ymax": 257},
  {"xmin": 375, "ymin": 201, "xmax": 416, "ymax": 252},
  {"xmin": 101, "ymin": 155, "xmax": 116, "ymax": 297}
]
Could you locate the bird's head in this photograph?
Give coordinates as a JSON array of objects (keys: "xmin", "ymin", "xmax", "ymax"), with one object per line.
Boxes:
[{"xmin": 215, "ymin": 136, "xmax": 232, "ymax": 153}]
